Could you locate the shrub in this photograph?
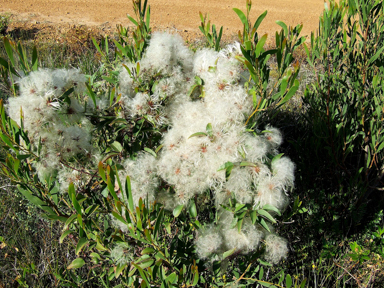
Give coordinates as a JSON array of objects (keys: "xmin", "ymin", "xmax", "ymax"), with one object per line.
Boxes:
[{"xmin": 0, "ymin": 0, "xmax": 310, "ymax": 287}]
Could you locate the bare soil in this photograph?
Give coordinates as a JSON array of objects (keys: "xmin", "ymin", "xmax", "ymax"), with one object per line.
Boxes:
[{"xmin": 1, "ymin": 0, "xmax": 325, "ymax": 42}]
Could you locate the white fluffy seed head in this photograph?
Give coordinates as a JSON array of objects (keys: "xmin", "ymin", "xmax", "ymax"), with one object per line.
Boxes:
[
  {"xmin": 120, "ymin": 153, "xmax": 159, "ymax": 207},
  {"xmin": 195, "ymin": 225, "xmax": 223, "ymax": 260},
  {"xmin": 264, "ymin": 125, "xmax": 283, "ymax": 148},
  {"xmin": 110, "ymin": 243, "xmax": 132, "ymax": 265},
  {"xmin": 271, "ymin": 156, "xmax": 295, "ymax": 189},
  {"xmin": 264, "ymin": 234, "xmax": 289, "ymax": 264},
  {"xmin": 254, "ymin": 177, "xmax": 289, "ymax": 211}
]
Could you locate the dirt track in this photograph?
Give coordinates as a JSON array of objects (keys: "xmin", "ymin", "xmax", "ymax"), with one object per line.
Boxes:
[{"xmin": 1, "ymin": 0, "xmax": 325, "ymax": 41}]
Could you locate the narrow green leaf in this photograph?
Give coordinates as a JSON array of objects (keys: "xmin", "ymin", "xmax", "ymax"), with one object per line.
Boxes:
[
  {"xmin": 141, "ymin": 247, "xmax": 155, "ymax": 255},
  {"xmin": 233, "ymin": 8, "xmax": 248, "ymax": 31},
  {"xmin": 188, "ymin": 132, "xmax": 207, "ymax": 139},
  {"xmin": 259, "ymin": 266, "xmax": 264, "ymax": 279},
  {"xmin": 262, "ymin": 204, "xmax": 281, "ymax": 216},
  {"xmin": 271, "ymin": 153, "xmax": 284, "ymax": 165},
  {"xmin": 223, "ymin": 247, "xmax": 237, "ymax": 259},
  {"xmin": 85, "ymin": 82, "xmax": 97, "ymax": 108},
  {"xmin": 189, "ymin": 200, "xmax": 197, "ymax": 218},
  {"xmin": 107, "ymin": 175, "xmax": 119, "ymax": 202},
  {"xmin": 166, "ymin": 272, "xmax": 177, "ymax": 284},
  {"xmin": 217, "ymin": 161, "xmax": 234, "ymax": 172},
  {"xmin": 368, "ymin": 45, "xmax": 384, "ymax": 64},
  {"xmin": 98, "ymin": 162, "xmax": 106, "ymax": 182},
  {"xmin": 276, "ymin": 20, "xmax": 288, "ymax": 35},
  {"xmin": 67, "ymin": 258, "xmax": 85, "ymax": 269},
  {"xmin": 127, "ymin": 14, "xmax": 139, "ymax": 26},
  {"xmin": 259, "ymin": 218, "xmax": 270, "ymax": 232},
  {"xmin": 4, "ymin": 37, "xmax": 15, "ymax": 67},
  {"xmin": 112, "ymin": 211, "xmax": 128, "ymax": 225},
  {"xmin": 253, "ymin": 10, "xmax": 268, "ymax": 31},
  {"xmin": 255, "ymin": 34, "xmax": 268, "ymax": 57},
  {"xmin": 300, "ymin": 278, "xmax": 307, "ymax": 288},
  {"xmin": 258, "ymin": 209, "xmax": 276, "ymax": 223},
  {"xmin": 240, "ymin": 161, "xmax": 257, "ymax": 167},
  {"xmin": 286, "ymin": 274, "xmax": 292, "ymax": 288},
  {"xmin": 125, "ymin": 175, "xmax": 134, "ymax": 213},
  {"xmin": 92, "ymin": 37, "xmax": 104, "ymax": 57},
  {"xmin": 69, "ymin": 182, "xmax": 81, "ymax": 214},
  {"xmin": 206, "ymin": 123, "xmax": 213, "ymax": 137},
  {"xmin": 115, "ymin": 263, "xmax": 127, "ymax": 279},
  {"xmin": 63, "ymin": 214, "xmax": 77, "ymax": 230},
  {"xmin": 31, "ymin": 46, "xmax": 38, "ymax": 71},
  {"xmin": 132, "ymin": 263, "xmax": 150, "ymax": 285},
  {"xmin": 75, "ymin": 238, "xmax": 89, "ymax": 255},
  {"xmin": 60, "ymin": 230, "xmax": 74, "ymax": 244},
  {"xmin": 144, "ymin": 147, "xmax": 157, "ymax": 157},
  {"xmin": 153, "ymin": 208, "xmax": 164, "ymax": 239},
  {"xmin": 0, "ymin": 133, "xmax": 16, "ymax": 151},
  {"xmin": 173, "ymin": 204, "xmax": 184, "ymax": 217}
]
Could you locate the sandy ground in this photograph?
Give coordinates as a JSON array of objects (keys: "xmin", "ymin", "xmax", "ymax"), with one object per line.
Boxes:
[{"xmin": 1, "ymin": 0, "xmax": 325, "ymax": 41}]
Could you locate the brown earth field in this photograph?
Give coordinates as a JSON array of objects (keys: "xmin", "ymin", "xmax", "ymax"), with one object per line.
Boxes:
[{"xmin": 1, "ymin": 0, "xmax": 325, "ymax": 42}]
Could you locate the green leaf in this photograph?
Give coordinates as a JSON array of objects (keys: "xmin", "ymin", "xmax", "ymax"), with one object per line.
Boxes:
[
  {"xmin": 223, "ymin": 247, "xmax": 237, "ymax": 259},
  {"xmin": 259, "ymin": 266, "xmax": 264, "ymax": 280},
  {"xmin": 67, "ymin": 258, "xmax": 85, "ymax": 269},
  {"xmin": 188, "ymin": 132, "xmax": 207, "ymax": 139},
  {"xmin": 110, "ymin": 141, "xmax": 123, "ymax": 153},
  {"xmin": 189, "ymin": 200, "xmax": 197, "ymax": 218},
  {"xmin": 112, "ymin": 211, "xmax": 128, "ymax": 225},
  {"xmin": 63, "ymin": 214, "xmax": 77, "ymax": 230},
  {"xmin": 132, "ymin": 263, "xmax": 150, "ymax": 285},
  {"xmin": 96, "ymin": 238, "xmax": 108, "ymax": 251},
  {"xmin": 85, "ymin": 82, "xmax": 97, "ymax": 108},
  {"xmin": 115, "ymin": 263, "xmax": 127, "ymax": 279},
  {"xmin": 98, "ymin": 162, "xmax": 106, "ymax": 183},
  {"xmin": 279, "ymin": 79, "xmax": 299, "ymax": 106},
  {"xmin": 276, "ymin": 20, "xmax": 288, "ymax": 36},
  {"xmin": 4, "ymin": 37, "xmax": 15, "ymax": 67},
  {"xmin": 69, "ymin": 182, "xmax": 81, "ymax": 214},
  {"xmin": 240, "ymin": 161, "xmax": 257, "ymax": 167},
  {"xmin": 253, "ymin": 10, "xmax": 268, "ymax": 31},
  {"xmin": 144, "ymin": 147, "xmax": 157, "ymax": 157},
  {"xmin": 217, "ymin": 161, "xmax": 234, "ymax": 172},
  {"xmin": 17, "ymin": 185, "xmax": 54, "ymax": 214},
  {"xmin": 368, "ymin": 45, "xmax": 384, "ymax": 65},
  {"xmin": 92, "ymin": 37, "xmax": 105, "ymax": 57},
  {"xmin": 271, "ymin": 153, "xmax": 284, "ymax": 165},
  {"xmin": 259, "ymin": 218, "xmax": 270, "ymax": 232},
  {"xmin": 206, "ymin": 123, "xmax": 213, "ymax": 137},
  {"xmin": 125, "ymin": 175, "xmax": 134, "ymax": 213},
  {"xmin": 286, "ymin": 274, "xmax": 292, "ymax": 288},
  {"xmin": 127, "ymin": 14, "xmax": 139, "ymax": 26},
  {"xmin": 75, "ymin": 238, "xmax": 89, "ymax": 255},
  {"xmin": 31, "ymin": 46, "xmax": 38, "ymax": 71},
  {"xmin": 141, "ymin": 247, "xmax": 155, "ymax": 255},
  {"xmin": 107, "ymin": 175, "xmax": 119, "ymax": 202},
  {"xmin": 233, "ymin": 8, "xmax": 249, "ymax": 31},
  {"xmin": 0, "ymin": 133, "xmax": 16, "ymax": 151},
  {"xmin": 153, "ymin": 208, "xmax": 164, "ymax": 239},
  {"xmin": 250, "ymin": 210, "xmax": 258, "ymax": 224},
  {"xmin": 255, "ymin": 34, "xmax": 268, "ymax": 57},
  {"xmin": 166, "ymin": 272, "xmax": 177, "ymax": 284},
  {"xmin": 60, "ymin": 230, "xmax": 74, "ymax": 244},
  {"xmin": 258, "ymin": 209, "xmax": 276, "ymax": 223},
  {"xmin": 173, "ymin": 204, "xmax": 184, "ymax": 217},
  {"xmin": 262, "ymin": 204, "xmax": 281, "ymax": 216}
]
